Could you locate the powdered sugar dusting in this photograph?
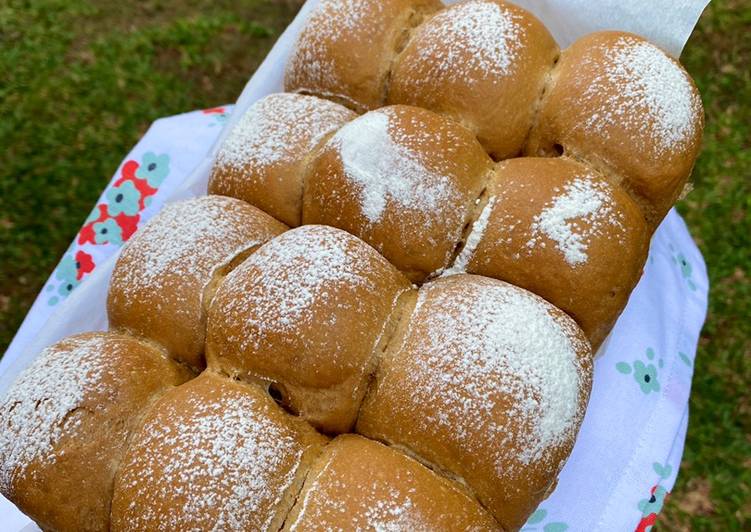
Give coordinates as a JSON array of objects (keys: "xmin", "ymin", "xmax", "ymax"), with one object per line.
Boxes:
[
  {"xmin": 215, "ymin": 93, "xmax": 353, "ymax": 170},
  {"xmin": 293, "ymin": 483, "xmax": 419, "ymax": 532},
  {"xmin": 116, "ymin": 380, "xmax": 303, "ymax": 531},
  {"xmin": 112, "ymin": 196, "xmax": 274, "ymax": 311},
  {"xmin": 0, "ymin": 335, "xmax": 112, "ymax": 492},
  {"xmin": 526, "ymin": 177, "xmax": 623, "ymax": 266},
  {"xmin": 291, "ymin": 481, "xmax": 419, "ymax": 532},
  {"xmin": 212, "ymin": 226, "xmax": 384, "ymax": 354},
  {"xmin": 364, "ymin": 487, "xmax": 417, "ymax": 532},
  {"xmin": 412, "ymin": 0, "xmax": 524, "ymax": 83},
  {"xmin": 583, "ymin": 36, "xmax": 701, "ymax": 153},
  {"xmin": 442, "ymin": 196, "xmax": 496, "ymax": 276},
  {"xmin": 286, "ymin": 0, "xmax": 385, "ymax": 103},
  {"xmin": 331, "ymin": 109, "xmax": 460, "ymax": 223},
  {"xmin": 288, "ymin": 441, "xmax": 434, "ymax": 532},
  {"xmin": 404, "ymin": 276, "xmax": 587, "ymax": 470}
]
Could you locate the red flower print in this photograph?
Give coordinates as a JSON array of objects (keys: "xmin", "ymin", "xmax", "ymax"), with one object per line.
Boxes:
[
  {"xmin": 76, "ymin": 153, "xmax": 169, "ymax": 248},
  {"xmin": 74, "ymin": 250, "xmax": 95, "ymax": 280},
  {"xmin": 113, "ymin": 212, "xmax": 140, "ymax": 241},
  {"xmin": 118, "ymin": 159, "xmax": 140, "ymax": 182},
  {"xmin": 636, "ymin": 512, "xmax": 657, "ymax": 532},
  {"xmin": 202, "ymin": 106, "xmax": 226, "ymax": 115},
  {"xmin": 130, "ymin": 178, "xmax": 157, "ymax": 210},
  {"xmin": 78, "ymin": 204, "xmax": 109, "ymax": 245},
  {"xmin": 115, "ymin": 159, "xmax": 158, "ymax": 209}
]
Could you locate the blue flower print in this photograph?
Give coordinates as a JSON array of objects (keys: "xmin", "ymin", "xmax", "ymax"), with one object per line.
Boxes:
[
  {"xmin": 633, "ymin": 360, "xmax": 661, "ymax": 394},
  {"xmin": 106, "ymin": 180, "xmax": 141, "ymax": 216},
  {"xmin": 523, "ymin": 508, "xmax": 568, "ymax": 531},
  {"xmin": 48, "ymin": 253, "xmax": 79, "ymax": 305},
  {"xmin": 616, "ymin": 348, "xmax": 663, "ymax": 395},
  {"xmin": 638, "ymin": 485, "xmax": 669, "ymax": 518},
  {"xmin": 93, "ymin": 218, "xmax": 123, "ymax": 245},
  {"xmin": 55, "ymin": 253, "xmax": 78, "ymax": 284},
  {"xmin": 56, "ymin": 277, "xmax": 80, "ymax": 297},
  {"xmin": 84, "ymin": 206, "xmax": 102, "ymax": 225},
  {"xmin": 135, "ymin": 152, "xmax": 170, "ymax": 187},
  {"xmin": 669, "ymin": 244, "xmax": 697, "ymax": 291}
]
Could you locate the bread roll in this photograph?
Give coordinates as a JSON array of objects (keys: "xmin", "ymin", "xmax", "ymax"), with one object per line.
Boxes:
[
  {"xmin": 284, "ymin": 435, "xmax": 499, "ymax": 531},
  {"xmin": 357, "ymin": 274, "xmax": 592, "ymax": 530},
  {"xmin": 285, "ymin": 0, "xmax": 442, "ymax": 112},
  {"xmin": 304, "ymin": 105, "xmax": 492, "ymax": 281},
  {"xmin": 526, "ymin": 31, "xmax": 704, "ymax": 225},
  {"xmin": 0, "ymin": 332, "xmax": 191, "ymax": 532},
  {"xmin": 108, "ymin": 195, "xmax": 286, "ymax": 369},
  {"xmin": 209, "ymin": 93, "xmax": 356, "ymax": 226},
  {"xmin": 207, "ymin": 225, "xmax": 411, "ymax": 433},
  {"xmin": 451, "ymin": 157, "xmax": 650, "ymax": 347},
  {"xmin": 110, "ymin": 372, "xmax": 326, "ymax": 531},
  {"xmin": 389, "ymin": 0, "xmax": 559, "ymax": 159}
]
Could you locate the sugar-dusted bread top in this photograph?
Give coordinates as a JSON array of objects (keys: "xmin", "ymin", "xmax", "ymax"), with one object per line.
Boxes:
[
  {"xmin": 0, "ymin": 332, "xmax": 191, "ymax": 532},
  {"xmin": 209, "ymin": 93, "xmax": 356, "ymax": 226},
  {"xmin": 358, "ymin": 274, "xmax": 592, "ymax": 530},
  {"xmin": 285, "ymin": 435, "xmax": 499, "ymax": 531},
  {"xmin": 304, "ymin": 105, "xmax": 491, "ymax": 281},
  {"xmin": 111, "ymin": 372, "xmax": 327, "ymax": 532},
  {"xmin": 207, "ymin": 225, "xmax": 411, "ymax": 433},
  {"xmin": 285, "ymin": 0, "xmax": 442, "ymax": 111},
  {"xmin": 389, "ymin": 0, "xmax": 559, "ymax": 159},
  {"xmin": 458, "ymin": 157, "xmax": 650, "ymax": 347},
  {"xmin": 108, "ymin": 195, "xmax": 286, "ymax": 369},
  {"xmin": 526, "ymin": 31, "xmax": 704, "ymax": 224}
]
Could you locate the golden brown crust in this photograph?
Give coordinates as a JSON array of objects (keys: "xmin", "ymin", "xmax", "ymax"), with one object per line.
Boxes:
[
  {"xmin": 357, "ymin": 274, "xmax": 592, "ymax": 530},
  {"xmin": 0, "ymin": 332, "xmax": 191, "ymax": 532},
  {"xmin": 463, "ymin": 157, "xmax": 650, "ymax": 348},
  {"xmin": 110, "ymin": 372, "xmax": 327, "ymax": 532},
  {"xmin": 107, "ymin": 196, "xmax": 286, "ymax": 369},
  {"xmin": 389, "ymin": 0, "xmax": 559, "ymax": 159},
  {"xmin": 208, "ymin": 93, "xmax": 356, "ymax": 226},
  {"xmin": 206, "ymin": 225, "xmax": 411, "ymax": 433},
  {"xmin": 525, "ymin": 31, "xmax": 704, "ymax": 225},
  {"xmin": 303, "ymin": 105, "xmax": 492, "ymax": 282},
  {"xmin": 284, "ymin": 435, "xmax": 499, "ymax": 531},
  {"xmin": 285, "ymin": 0, "xmax": 442, "ymax": 112}
]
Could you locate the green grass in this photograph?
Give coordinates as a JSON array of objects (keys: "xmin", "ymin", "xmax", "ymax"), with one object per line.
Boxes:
[
  {"xmin": 0, "ymin": 0, "xmax": 748, "ymax": 529},
  {"xmin": 0, "ymin": 0, "xmax": 303, "ymax": 345},
  {"xmin": 661, "ymin": 1, "xmax": 751, "ymax": 529}
]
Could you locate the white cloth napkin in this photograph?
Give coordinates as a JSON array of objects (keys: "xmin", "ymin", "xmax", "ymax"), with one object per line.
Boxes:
[{"xmin": 0, "ymin": 0, "xmax": 710, "ymax": 529}]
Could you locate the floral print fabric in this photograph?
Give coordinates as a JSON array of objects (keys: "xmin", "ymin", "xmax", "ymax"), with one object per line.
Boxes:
[{"xmin": 37, "ymin": 107, "xmax": 231, "ymax": 309}]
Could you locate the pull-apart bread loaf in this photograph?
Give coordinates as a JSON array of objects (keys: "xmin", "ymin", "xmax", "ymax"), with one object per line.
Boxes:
[
  {"xmin": 286, "ymin": 0, "xmax": 703, "ymax": 222},
  {"xmin": 358, "ymin": 274, "xmax": 592, "ymax": 530},
  {"xmin": 207, "ymin": 225, "xmax": 411, "ymax": 433},
  {"xmin": 211, "ymin": 93, "xmax": 651, "ymax": 348},
  {"xmin": 1, "ymin": 0, "xmax": 706, "ymax": 530},
  {"xmin": 107, "ymin": 195, "xmax": 286, "ymax": 369}
]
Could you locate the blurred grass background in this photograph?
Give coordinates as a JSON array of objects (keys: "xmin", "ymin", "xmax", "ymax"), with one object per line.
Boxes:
[{"xmin": 0, "ymin": 0, "xmax": 748, "ymax": 529}]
